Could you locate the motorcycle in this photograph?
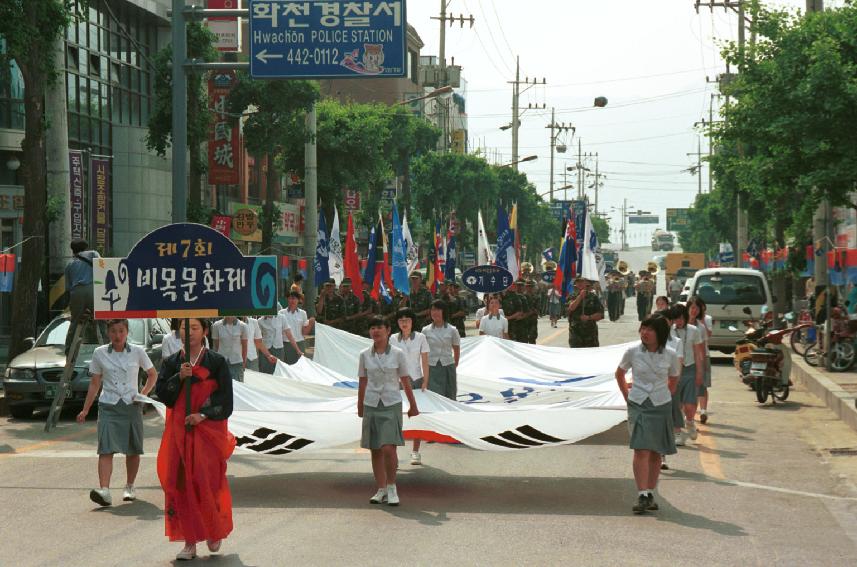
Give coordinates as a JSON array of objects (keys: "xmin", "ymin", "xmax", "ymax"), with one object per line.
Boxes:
[
  {"xmin": 802, "ymin": 307, "xmax": 857, "ymax": 371},
  {"xmin": 731, "ymin": 307, "xmax": 810, "ymax": 404}
]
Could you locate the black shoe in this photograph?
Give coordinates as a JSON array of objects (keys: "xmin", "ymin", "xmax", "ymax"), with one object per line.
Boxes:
[
  {"xmin": 646, "ymin": 494, "xmax": 659, "ymax": 511},
  {"xmin": 699, "ymin": 413, "xmax": 708, "ymax": 424},
  {"xmin": 660, "ymin": 462, "xmax": 669, "ymax": 470},
  {"xmin": 632, "ymin": 494, "xmax": 648, "ymax": 514}
]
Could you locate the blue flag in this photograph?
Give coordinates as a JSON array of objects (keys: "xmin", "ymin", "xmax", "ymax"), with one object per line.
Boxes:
[
  {"xmin": 496, "ymin": 205, "xmax": 511, "ymax": 269},
  {"xmin": 445, "ymin": 231, "xmax": 457, "ymax": 281},
  {"xmin": 391, "ymin": 203, "xmax": 410, "ymax": 295},
  {"xmin": 364, "ymin": 221, "xmax": 378, "ymax": 288},
  {"xmin": 314, "ymin": 208, "xmax": 330, "ymax": 286}
]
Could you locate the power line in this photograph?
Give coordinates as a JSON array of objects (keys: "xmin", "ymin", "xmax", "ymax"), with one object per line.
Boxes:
[{"xmin": 488, "ymin": 0, "xmax": 516, "ymax": 59}]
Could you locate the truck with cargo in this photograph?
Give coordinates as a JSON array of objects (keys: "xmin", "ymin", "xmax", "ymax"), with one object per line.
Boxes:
[
  {"xmin": 665, "ymin": 252, "xmax": 706, "ymax": 285},
  {"xmin": 651, "ymin": 229, "xmax": 675, "ymax": 251}
]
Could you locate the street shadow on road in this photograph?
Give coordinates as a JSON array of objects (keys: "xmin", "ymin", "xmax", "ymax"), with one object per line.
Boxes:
[
  {"xmin": 687, "ymin": 443, "xmax": 747, "ymax": 460},
  {"xmin": 573, "ymin": 423, "xmax": 627, "ymax": 445},
  {"xmin": 755, "ymin": 401, "xmax": 808, "ymax": 412},
  {"xmin": 227, "ymin": 470, "xmax": 746, "ymax": 536},
  {"xmin": 100, "ymin": 498, "xmax": 163, "ymax": 521},
  {"xmin": 703, "ymin": 422, "xmax": 756, "ymax": 434},
  {"xmin": 169, "ymin": 553, "xmax": 252, "ymax": 566}
]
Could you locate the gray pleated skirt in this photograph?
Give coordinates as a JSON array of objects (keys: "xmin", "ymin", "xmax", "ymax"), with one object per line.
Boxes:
[
  {"xmin": 97, "ymin": 400, "xmax": 144, "ymax": 456},
  {"xmin": 678, "ymin": 363, "xmax": 699, "ymax": 404},
  {"xmin": 627, "ymin": 398, "xmax": 676, "ymax": 455},
  {"xmin": 428, "ymin": 362, "xmax": 457, "ymax": 400},
  {"xmin": 361, "ymin": 402, "xmax": 404, "ymax": 450}
]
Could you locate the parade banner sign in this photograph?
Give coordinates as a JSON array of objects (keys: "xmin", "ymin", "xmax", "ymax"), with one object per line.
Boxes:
[
  {"xmin": 461, "ymin": 265, "xmax": 514, "ymax": 294},
  {"xmin": 208, "ymin": 72, "xmax": 239, "ymax": 185},
  {"xmin": 249, "ymin": 0, "xmax": 407, "ymax": 79},
  {"xmin": 92, "ymin": 223, "xmax": 278, "ymax": 319},
  {"xmin": 68, "ymin": 150, "xmax": 85, "ymax": 240},
  {"xmin": 90, "ymin": 155, "xmax": 111, "ymax": 254}
]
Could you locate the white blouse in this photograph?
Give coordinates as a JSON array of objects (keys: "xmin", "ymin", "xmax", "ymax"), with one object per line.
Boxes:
[{"xmin": 619, "ymin": 343, "xmax": 681, "ymax": 406}]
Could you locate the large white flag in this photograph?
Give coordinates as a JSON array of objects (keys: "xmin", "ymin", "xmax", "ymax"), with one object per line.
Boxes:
[
  {"xmin": 477, "ymin": 209, "xmax": 494, "ymax": 265},
  {"xmin": 402, "ymin": 213, "xmax": 419, "ymax": 275},
  {"xmin": 328, "ymin": 206, "xmax": 344, "ymax": 285},
  {"xmin": 580, "ymin": 208, "xmax": 600, "ymax": 281}
]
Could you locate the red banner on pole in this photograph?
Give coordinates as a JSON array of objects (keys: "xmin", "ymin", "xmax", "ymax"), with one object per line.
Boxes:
[
  {"xmin": 208, "ymin": 72, "xmax": 239, "ymax": 185},
  {"xmin": 90, "ymin": 155, "xmax": 111, "ymax": 255},
  {"xmin": 69, "ymin": 150, "xmax": 85, "ymax": 239},
  {"xmin": 210, "ymin": 215, "xmax": 232, "ymax": 238}
]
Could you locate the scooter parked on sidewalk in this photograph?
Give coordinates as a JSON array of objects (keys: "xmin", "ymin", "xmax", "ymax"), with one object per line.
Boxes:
[{"xmin": 731, "ymin": 307, "xmax": 810, "ymax": 404}]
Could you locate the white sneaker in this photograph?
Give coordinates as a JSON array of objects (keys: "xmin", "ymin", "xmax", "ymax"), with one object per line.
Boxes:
[
  {"xmin": 122, "ymin": 485, "xmax": 136, "ymax": 501},
  {"xmin": 369, "ymin": 488, "xmax": 387, "ymax": 504},
  {"xmin": 675, "ymin": 431, "xmax": 686, "ymax": 446},
  {"xmin": 176, "ymin": 544, "xmax": 197, "ymax": 561},
  {"xmin": 386, "ymin": 484, "xmax": 400, "ymax": 506},
  {"xmin": 89, "ymin": 487, "xmax": 112, "ymax": 507},
  {"xmin": 410, "ymin": 452, "xmax": 421, "ymax": 465},
  {"xmin": 687, "ymin": 420, "xmax": 698, "ymax": 440}
]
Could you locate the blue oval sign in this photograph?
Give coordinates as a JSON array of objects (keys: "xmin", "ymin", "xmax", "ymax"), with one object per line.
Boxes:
[
  {"xmin": 541, "ymin": 271, "xmax": 556, "ymax": 283},
  {"xmin": 461, "ymin": 265, "xmax": 515, "ymax": 293}
]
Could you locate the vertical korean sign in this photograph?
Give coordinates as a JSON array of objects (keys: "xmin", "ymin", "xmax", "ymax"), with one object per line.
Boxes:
[
  {"xmin": 208, "ymin": 72, "xmax": 239, "ymax": 185},
  {"xmin": 68, "ymin": 150, "xmax": 85, "ymax": 240},
  {"xmin": 206, "ymin": 0, "xmax": 240, "ymax": 52},
  {"xmin": 90, "ymin": 155, "xmax": 111, "ymax": 255}
]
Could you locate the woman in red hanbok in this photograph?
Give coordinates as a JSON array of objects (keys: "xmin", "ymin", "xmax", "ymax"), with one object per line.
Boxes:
[{"xmin": 156, "ymin": 318, "xmax": 235, "ymax": 561}]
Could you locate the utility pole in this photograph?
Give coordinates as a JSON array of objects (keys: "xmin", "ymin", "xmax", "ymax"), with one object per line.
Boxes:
[
  {"xmin": 432, "ymin": 1, "xmax": 474, "ymax": 152},
  {"xmin": 577, "ymin": 139, "xmax": 583, "ymax": 198},
  {"xmin": 508, "ymin": 57, "xmax": 545, "ymax": 171},
  {"xmin": 171, "ymin": 0, "xmax": 188, "ymax": 223},
  {"xmin": 687, "ymin": 135, "xmax": 704, "ymax": 196},
  {"xmin": 303, "ymin": 103, "xmax": 318, "ymax": 317},
  {"xmin": 592, "ymin": 154, "xmax": 601, "ymax": 215},
  {"xmin": 546, "ymin": 107, "xmax": 574, "ymax": 201},
  {"xmin": 621, "ymin": 198, "xmax": 628, "ymax": 252}
]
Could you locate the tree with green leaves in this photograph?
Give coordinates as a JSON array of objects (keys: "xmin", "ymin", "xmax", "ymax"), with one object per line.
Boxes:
[
  {"xmin": 227, "ymin": 75, "xmax": 319, "ymax": 251},
  {"xmin": 146, "ymin": 22, "xmax": 218, "ymax": 222},
  {"xmin": 0, "ymin": 1, "xmax": 83, "ymax": 358}
]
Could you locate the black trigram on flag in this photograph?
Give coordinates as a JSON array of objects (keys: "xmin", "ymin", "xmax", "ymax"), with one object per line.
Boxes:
[
  {"xmin": 235, "ymin": 427, "xmax": 315, "ymax": 455},
  {"xmin": 481, "ymin": 425, "xmax": 566, "ymax": 449}
]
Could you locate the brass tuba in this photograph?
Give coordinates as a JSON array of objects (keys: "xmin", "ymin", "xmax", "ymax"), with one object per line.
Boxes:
[
  {"xmin": 617, "ymin": 260, "xmax": 630, "ymax": 275},
  {"xmin": 521, "ymin": 261, "xmax": 534, "ymax": 275},
  {"xmin": 647, "ymin": 261, "xmax": 659, "ymax": 276},
  {"xmin": 543, "ymin": 260, "xmax": 558, "ymax": 271}
]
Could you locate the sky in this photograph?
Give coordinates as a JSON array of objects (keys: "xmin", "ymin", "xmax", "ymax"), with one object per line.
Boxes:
[{"xmin": 403, "ymin": 0, "xmax": 844, "ymax": 247}]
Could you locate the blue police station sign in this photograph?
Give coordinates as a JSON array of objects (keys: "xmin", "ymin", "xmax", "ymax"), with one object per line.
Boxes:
[
  {"xmin": 249, "ymin": 0, "xmax": 407, "ymax": 79},
  {"xmin": 92, "ymin": 223, "xmax": 278, "ymax": 319},
  {"xmin": 461, "ymin": 265, "xmax": 515, "ymax": 294}
]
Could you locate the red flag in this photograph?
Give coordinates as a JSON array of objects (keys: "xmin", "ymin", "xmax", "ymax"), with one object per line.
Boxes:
[
  {"xmin": 372, "ymin": 211, "xmax": 390, "ymax": 300},
  {"xmin": 344, "ymin": 212, "xmax": 363, "ymax": 300}
]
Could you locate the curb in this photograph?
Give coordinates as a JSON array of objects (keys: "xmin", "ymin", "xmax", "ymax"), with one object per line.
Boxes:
[{"xmin": 791, "ymin": 357, "xmax": 857, "ymax": 434}]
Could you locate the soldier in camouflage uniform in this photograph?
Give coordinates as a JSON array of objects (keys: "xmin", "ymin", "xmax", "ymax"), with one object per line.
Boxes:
[
  {"xmin": 606, "ymin": 271, "xmax": 625, "ymax": 322},
  {"xmin": 502, "ymin": 282, "xmax": 526, "ymax": 342},
  {"xmin": 447, "ymin": 281, "xmax": 467, "ymax": 337},
  {"xmin": 406, "ymin": 273, "xmax": 434, "ymax": 329},
  {"xmin": 359, "ymin": 281, "xmax": 379, "ymax": 337},
  {"xmin": 523, "ymin": 280, "xmax": 540, "ymax": 344},
  {"xmin": 379, "ymin": 288, "xmax": 404, "ymax": 322},
  {"xmin": 315, "ymin": 278, "xmax": 345, "ymax": 329},
  {"xmin": 567, "ymin": 277, "xmax": 605, "ymax": 348},
  {"xmin": 339, "ymin": 278, "xmax": 363, "ymax": 335}
]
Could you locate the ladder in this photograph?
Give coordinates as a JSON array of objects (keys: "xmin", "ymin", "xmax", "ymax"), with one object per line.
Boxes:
[{"xmin": 45, "ymin": 313, "xmax": 104, "ymax": 432}]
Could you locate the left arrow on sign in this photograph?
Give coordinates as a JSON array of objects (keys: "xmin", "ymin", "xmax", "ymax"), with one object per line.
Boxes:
[{"xmin": 255, "ymin": 49, "xmax": 284, "ymax": 64}]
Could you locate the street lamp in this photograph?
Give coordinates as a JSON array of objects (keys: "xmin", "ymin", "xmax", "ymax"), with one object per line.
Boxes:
[
  {"xmin": 500, "ymin": 155, "xmax": 537, "ymax": 168},
  {"xmin": 398, "ymin": 85, "xmax": 453, "ymax": 106}
]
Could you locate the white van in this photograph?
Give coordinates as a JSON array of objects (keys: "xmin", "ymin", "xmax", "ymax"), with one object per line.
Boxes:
[{"xmin": 681, "ymin": 268, "xmax": 774, "ymax": 353}]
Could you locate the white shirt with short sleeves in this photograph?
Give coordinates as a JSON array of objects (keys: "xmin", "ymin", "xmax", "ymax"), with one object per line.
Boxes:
[
  {"xmin": 212, "ymin": 319, "xmax": 249, "ymax": 364},
  {"xmin": 672, "ymin": 324, "xmax": 703, "ymax": 367},
  {"xmin": 358, "ymin": 344, "xmax": 409, "ymax": 407},
  {"xmin": 245, "ymin": 317, "xmax": 263, "ymax": 361},
  {"xmin": 393, "ymin": 331, "xmax": 430, "ymax": 380},
  {"xmin": 619, "ymin": 343, "xmax": 681, "ymax": 406},
  {"xmin": 475, "ymin": 307, "xmax": 504, "ymax": 320},
  {"xmin": 161, "ymin": 332, "xmax": 183, "ymax": 359},
  {"xmin": 280, "ymin": 307, "xmax": 309, "ymax": 342},
  {"xmin": 479, "ymin": 314, "xmax": 508, "ymax": 338},
  {"xmin": 258, "ymin": 314, "xmax": 286, "ymax": 349},
  {"xmin": 422, "ymin": 322, "xmax": 461, "ymax": 366},
  {"xmin": 696, "ymin": 314, "xmax": 713, "ymax": 355},
  {"xmin": 89, "ymin": 343, "xmax": 154, "ymax": 405}
]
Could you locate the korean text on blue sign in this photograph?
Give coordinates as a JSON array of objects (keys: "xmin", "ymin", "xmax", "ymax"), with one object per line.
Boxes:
[
  {"xmin": 249, "ymin": 0, "xmax": 407, "ymax": 79},
  {"xmin": 92, "ymin": 223, "xmax": 278, "ymax": 319},
  {"xmin": 461, "ymin": 265, "xmax": 514, "ymax": 294}
]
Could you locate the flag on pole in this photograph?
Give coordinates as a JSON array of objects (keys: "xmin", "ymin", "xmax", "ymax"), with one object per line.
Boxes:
[
  {"xmin": 477, "ymin": 209, "xmax": 494, "ymax": 265},
  {"xmin": 313, "ymin": 208, "xmax": 330, "ymax": 286},
  {"xmin": 402, "ymin": 213, "xmax": 419, "ymax": 276},
  {"xmin": 580, "ymin": 207, "xmax": 599, "ymax": 281},
  {"xmin": 554, "ymin": 217, "xmax": 577, "ymax": 298},
  {"xmin": 363, "ymin": 221, "xmax": 378, "ymax": 295},
  {"xmin": 378, "ymin": 210, "xmax": 391, "ymax": 297},
  {"xmin": 445, "ymin": 215, "xmax": 457, "ymax": 281},
  {"xmin": 509, "ymin": 202, "xmax": 520, "ymax": 278},
  {"xmin": 0, "ymin": 254, "xmax": 15, "ymax": 293},
  {"xmin": 392, "ymin": 204, "xmax": 410, "ymax": 295},
  {"xmin": 328, "ymin": 206, "xmax": 343, "ymax": 285},
  {"xmin": 428, "ymin": 220, "xmax": 445, "ymax": 294},
  {"xmin": 496, "ymin": 205, "xmax": 512, "ymax": 270},
  {"xmin": 343, "ymin": 212, "xmax": 363, "ymax": 299}
]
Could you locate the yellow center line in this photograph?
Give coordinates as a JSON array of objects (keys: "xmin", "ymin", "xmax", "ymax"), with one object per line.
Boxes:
[
  {"xmin": 537, "ymin": 326, "xmax": 566, "ymax": 345},
  {"xmin": 696, "ymin": 425, "xmax": 725, "ymax": 480},
  {"xmin": 0, "ymin": 426, "xmax": 96, "ymax": 458}
]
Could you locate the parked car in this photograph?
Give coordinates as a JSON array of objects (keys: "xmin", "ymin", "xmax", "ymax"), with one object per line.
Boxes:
[{"xmin": 2, "ymin": 315, "xmax": 171, "ymax": 419}]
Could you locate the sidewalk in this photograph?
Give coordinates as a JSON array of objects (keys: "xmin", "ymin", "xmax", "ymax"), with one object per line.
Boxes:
[{"xmin": 792, "ymin": 355, "xmax": 857, "ymax": 434}]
